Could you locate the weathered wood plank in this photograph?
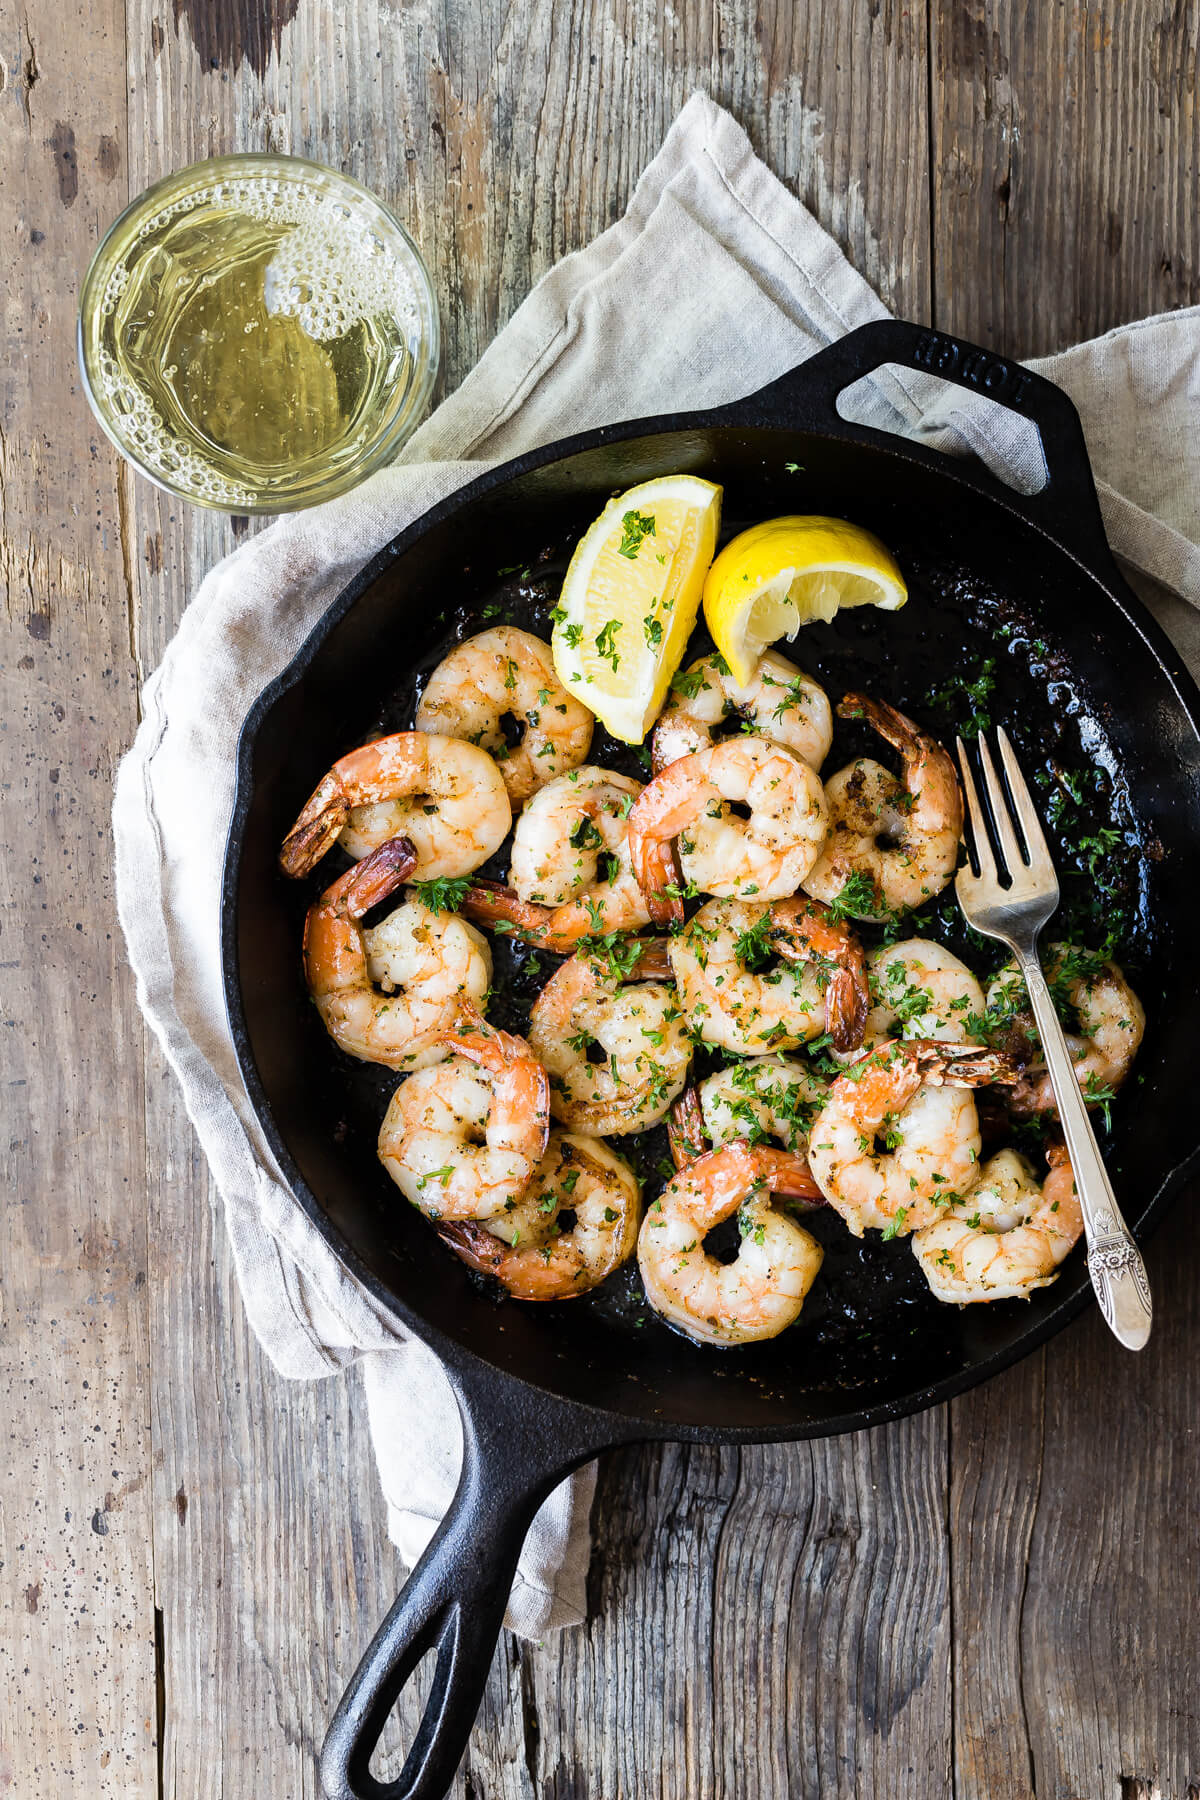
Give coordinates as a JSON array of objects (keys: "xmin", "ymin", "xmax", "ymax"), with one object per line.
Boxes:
[
  {"xmin": 13, "ymin": 0, "xmax": 1198, "ymax": 1789},
  {"xmin": 929, "ymin": 0, "xmax": 1200, "ymax": 356},
  {"xmin": 122, "ymin": 1, "xmax": 938, "ymax": 1795},
  {"xmin": 951, "ymin": 1196, "xmax": 1200, "ymax": 1800},
  {"xmin": 0, "ymin": 2, "xmax": 157, "ymax": 1794},
  {"xmin": 931, "ymin": 9, "xmax": 1200, "ymax": 1799}
]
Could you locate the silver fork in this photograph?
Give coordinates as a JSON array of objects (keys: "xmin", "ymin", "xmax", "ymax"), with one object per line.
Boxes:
[{"xmin": 954, "ymin": 728, "xmax": 1153, "ymax": 1350}]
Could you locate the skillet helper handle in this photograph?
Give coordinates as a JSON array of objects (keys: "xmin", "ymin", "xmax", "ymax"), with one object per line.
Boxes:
[
  {"xmin": 724, "ymin": 318, "xmax": 1113, "ymax": 572},
  {"xmin": 1016, "ymin": 946, "xmax": 1154, "ymax": 1351},
  {"xmin": 320, "ymin": 1384, "xmax": 614, "ymax": 1800}
]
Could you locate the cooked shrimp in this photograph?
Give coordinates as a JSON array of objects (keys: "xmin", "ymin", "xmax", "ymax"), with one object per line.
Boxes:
[
  {"xmin": 628, "ymin": 737, "xmax": 829, "ymax": 922},
  {"xmin": 852, "ymin": 939, "xmax": 985, "ymax": 1058},
  {"xmin": 527, "ymin": 940, "xmax": 692, "ymax": 1136},
  {"xmin": 461, "ymin": 767, "xmax": 650, "ymax": 950},
  {"xmin": 668, "ymin": 897, "xmax": 861, "ymax": 1056},
  {"xmin": 377, "ymin": 1006, "xmax": 549, "ymax": 1219},
  {"xmin": 808, "ymin": 1039, "xmax": 1018, "ymax": 1238},
  {"xmin": 652, "ymin": 651, "xmax": 832, "ymax": 773},
  {"xmin": 437, "ymin": 1131, "xmax": 640, "ymax": 1300},
  {"xmin": 415, "ymin": 627, "xmax": 593, "ymax": 808},
  {"xmin": 698, "ymin": 1056, "xmax": 829, "ymax": 1155},
  {"xmin": 279, "ymin": 731, "xmax": 511, "ymax": 881},
  {"xmin": 987, "ymin": 945, "xmax": 1145, "ymax": 1118},
  {"xmin": 769, "ymin": 895, "xmax": 869, "ymax": 1050},
  {"xmin": 304, "ymin": 840, "xmax": 491, "ymax": 1069},
  {"xmin": 638, "ymin": 1142, "xmax": 825, "ymax": 1345},
  {"xmin": 804, "ymin": 694, "xmax": 962, "ymax": 918},
  {"xmin": 911, "ymin": 1144, "xmax": 1082, "ymax": 1303},
  {"xmin": 668, "ymin": 1059, "xmax": 826, "ymax": 1204}
]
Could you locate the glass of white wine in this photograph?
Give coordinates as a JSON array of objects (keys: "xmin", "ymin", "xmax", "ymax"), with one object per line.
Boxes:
[{"xmin": 78, "ymin": 154, "xmax": 440, "ymax": 513}]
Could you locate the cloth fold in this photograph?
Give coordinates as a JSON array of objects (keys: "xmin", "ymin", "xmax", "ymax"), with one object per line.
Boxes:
[{"xmin": 113, "ymin": 91, "xmax": 1200, "ymax": 1637}]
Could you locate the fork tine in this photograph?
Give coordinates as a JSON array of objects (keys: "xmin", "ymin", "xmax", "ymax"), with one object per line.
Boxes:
[
  {"xmin": 995, "ymin": 728, "xmax": 1054, "ymax": 868},
  {"xmin": 976, "ymin": 732, "xmax": 1028, "ymax": 876},
  {"xmin": 955, "ymin": 737, "xmax": 997, "ymax": 879}
]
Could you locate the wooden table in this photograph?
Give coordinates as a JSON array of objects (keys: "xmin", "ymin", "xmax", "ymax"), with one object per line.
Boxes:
[{"xmin": 3, "ymin": 3, "xmax": 1198, "ymax": 1795}]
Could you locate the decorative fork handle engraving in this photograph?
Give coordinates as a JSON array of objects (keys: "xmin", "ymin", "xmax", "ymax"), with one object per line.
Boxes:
[{"xmin": 1087, "ymin": 1215, "xmax": 1154, "ymax": 1332}]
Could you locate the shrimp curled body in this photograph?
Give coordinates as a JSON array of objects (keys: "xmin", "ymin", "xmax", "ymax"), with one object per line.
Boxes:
[
  {"xmin": 804, "ymin": 695, "xmax": 962, "ymax": 919},
  {"xmin": 697, "ymin": 1056, "xmax": 830, "ymax": 1158},
  {"xmin": 988, "ymin": 948, "xmax": 1146, "ymax": 1118},
  {"xmin": 437, "ymin": 1131, "xmax": 640, "ymax": 1300},
  {"xmin": 911, "ymin": 1144, "xmax": 1082, "ymax": 1303},
  {"xmin": 528, "ymin": 941, "xmax": 692, "ymax": 1136},
  {"xmin": 652, "ymin": 652, "xmax": 832, "ymax": 773},
  {"xmin": 668, "ymin": 897, "xmax": 867, "ymax": 1056},
  {"xmin": 852, "ymin": 938, "xmax": 986, "ymax": 1058},
  {"xmin": 638, "ymin": 1142, "xmax": 824, "ymax": 1345},
  {"xmin": 305, "ymin": 839, "xmax": 491, "ymax": 1070},
  {"xmin": 808, "ymin": 1039, "xmax": 1017, "ymax": 1238},
  {"xmin": 377, "ymin": 1008, "xmax": 549, "ymax": 1220},
  {"xmin": 280, "ymin": 731, "xmax": 511, "ymax": 881},
  {"xmin": 629, "ymin": 737, "xmax": 829, "ymax": 922},
  {"xmin": 668, "ymin": 1059, "xmax": 826, "ymax": 1206},
  {"xmin": 462, "ymin": 767, "xmax": 650, "ymax": 949},
  {"xmin": 415, "ymin": 627, "xmax": 593, "ymax": 809}
]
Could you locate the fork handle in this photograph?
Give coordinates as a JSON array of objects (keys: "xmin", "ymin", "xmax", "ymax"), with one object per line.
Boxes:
[{"xmin": 1017, "ymin": 949, "xmax": 1153, "ymax": 1350}]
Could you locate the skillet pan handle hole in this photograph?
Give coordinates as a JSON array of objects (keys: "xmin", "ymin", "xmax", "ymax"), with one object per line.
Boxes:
[
  {"xmin": 319, "ymin": 1387, "xmax": 603, "ymax": 1800},
  {"xmin": 836, "ymin": 364, "xmax": 1048, "ymax": 498}
]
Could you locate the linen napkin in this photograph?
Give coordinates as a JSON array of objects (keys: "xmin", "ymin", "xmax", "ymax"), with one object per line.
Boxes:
[{"xmin": 113, "ymin": 91, "xmax": 1200, "ymax": 1636}]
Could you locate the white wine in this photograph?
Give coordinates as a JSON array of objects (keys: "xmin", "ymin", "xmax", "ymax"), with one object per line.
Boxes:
[{"xmin": 80, "ymin": 159, "xmax": 438, "ymax": 511}]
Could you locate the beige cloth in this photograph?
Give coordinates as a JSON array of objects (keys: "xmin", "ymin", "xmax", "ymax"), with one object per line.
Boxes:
[{"xmin": 112, "ymin": 92, "xmax": 1200, "ymax": 1636}]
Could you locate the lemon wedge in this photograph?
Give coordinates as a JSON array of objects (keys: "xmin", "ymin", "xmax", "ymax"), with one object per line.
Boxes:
[
  {"xmin": 703, "ymin": 515, "xmax": 907, "ymax": 686},
  {"xmin": 551, "ymin": 475, "xmax": 722, "ymax": 743}
]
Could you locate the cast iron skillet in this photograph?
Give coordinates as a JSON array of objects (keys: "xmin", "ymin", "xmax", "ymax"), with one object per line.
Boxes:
[{"xmin": 221, "ymin": 321, "xmax": 1200, "ymax": 1800}]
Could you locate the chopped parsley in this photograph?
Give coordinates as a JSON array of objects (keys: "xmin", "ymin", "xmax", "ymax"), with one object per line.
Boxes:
[
  {"xmin": 827, "ymin": 870, "xmax": 880, "ymax": 920},
  {"xmin": 925, "ymin": 656, "xmax": 997, "ymax": 739},
  {"xmin": 411, "ymin": 876, "xmax": 471, "ymax": 915},
  {"xmin": 670, "ymin": 665, "xmax": 706, "ymax": 700},
  {"xmin": 618, "ymin": 509, "xmax": 657, "ymax": 559},
  {"xmin": 595, "ymin": 619, "xmax": 622, "ymax": 670}
]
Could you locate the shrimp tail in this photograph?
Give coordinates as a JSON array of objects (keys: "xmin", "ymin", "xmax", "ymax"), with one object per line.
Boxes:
[
  {"xmin": 827, "ymin": 967, "xmax": 870, "ymax": 1053},
  {"xmin": 635, "ymin": 834, "xmax": 686, "ymax": 927},
  {"xmin": 837, "ymin": 692, "xmax": 920, "ymax": 757},
  {"xmin": 437, "ymin": 1220, "xmax": 509, "ymax": 1279},
  {"xmin": 668, "ymin": 1087, "xmax": 707, "ymax": 1171},
  {"xmin": 461, "ymin": 879, "xmax": 580, "ymax": 954},
  {"xmin": 279, "ymin": 772, "xmax": 350, "ymax": 877},
  {"xmin": 769, "ymin": 896, "xmax": 869, "ymax": 1052},
  {"xmin": 341, "ymin": 836, "xmax": 418, "ymax": 918},
  {"xmin": 578, "ymin": 935, "xmax": 673, "ymax": 984},
  {"xmin": 838, "ymin": 691, "xmax": 963, "ymax": 838},
  {"xmin": 911, "ymin": 1040, "xmax": 1020, "ymax": 1087},
  {"xmin": 444, "ymin": 1000, "xmax": 515, "ymax": 1060},
  {"xmin": 756, "ymin": 1145, "xmax": 826, "ymax": 1206},
  {"xmin": 629, "ymin": 936, "xmax": 675, "ymax": 981}
]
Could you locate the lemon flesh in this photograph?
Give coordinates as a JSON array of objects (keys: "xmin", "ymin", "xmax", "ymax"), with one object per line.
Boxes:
[
  {"xmin": 551, "ymin": 475, "xmax": 722, "ymax": 743},
  {"xmin": 703, "ymin": 515, "xmax": 907, "ymax": 686}
]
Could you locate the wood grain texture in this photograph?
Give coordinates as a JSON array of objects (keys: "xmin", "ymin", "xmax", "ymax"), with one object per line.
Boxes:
[
  {"xmin": 929, "ymin": 0, "xmax": 1200, "ymax": 356},
  {"xmin": 950, "ymin": 1192, "xmax": 1200, "ymax": 1800},
  {"xmin": 3, "ymin": 0, "xmax": 1200, "ymax": 1794},
  {"xmin": 119, "ymin": 2, "xmax": 943, "ymax": 1794},
  {"xmin": 0, "ymin": 2, "xmax": 157, "ymax": 1794}
]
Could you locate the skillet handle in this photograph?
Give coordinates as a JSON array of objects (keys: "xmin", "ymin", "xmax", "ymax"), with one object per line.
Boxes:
[
  {"xmin": 718, "ymin": 318, "xmax": 1114, "ymax": 575},
  {"xmin": 319, "ymin": 1374, "xmax": 623, "ymax": 1800}
]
